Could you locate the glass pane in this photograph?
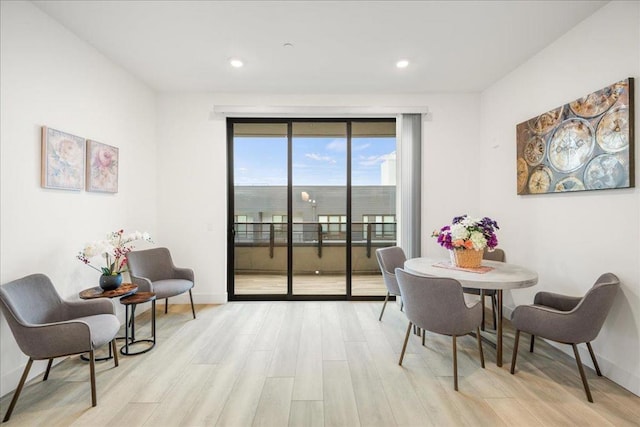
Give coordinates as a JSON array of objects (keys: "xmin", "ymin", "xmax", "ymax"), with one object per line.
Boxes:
[
  {"xmin": 233, "ymin": 123, "xmax": 288, "ymax": 295},
  {"xmin": 292, "ymin": 122, "xmax": 347, "ymax": 295},
  {"xmin": 351, "ymin": 121, "xmax": 397, "ymax": 296}
]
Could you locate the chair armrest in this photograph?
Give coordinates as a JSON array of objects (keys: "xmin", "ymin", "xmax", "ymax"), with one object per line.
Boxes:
[
  {"xmin": 511, "ymin": 304, "xmax": 587, "ymax": 344},
  {"xmin": 63, "ymin": 299, "xmax": 114, "ymax": 318},
  {"xmin": 533, "ymin": 291, "xmax": 581, "ymax": 311},
  {"xmin": 130, "ymin": 276, "xmax": 153, "ymax": 293},
  {"xmin": 173, "ymin": 267, "xmax": 194, "ymax": 282},
  {"xmin": 17, "ymin": 321, "xmax": 92, "ymax": 360}
]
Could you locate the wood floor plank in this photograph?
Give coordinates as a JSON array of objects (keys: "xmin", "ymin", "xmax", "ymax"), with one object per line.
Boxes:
[
  {"xmin": 323, "ymin": 360, "xmax": 360, "ymax": 427},
  {"xmin": 252, "ymin": 303, "xmax": 287, "ymax": 351},
  {"xmin": 180, "ymin": 334, "xmax": 256, "ymax": 426},
  {"xmin": 288, "ymin": 401, "xmax": 324, "ymax": 427},
  {"xmin": 107, "ymin": 402, "xmax": 158, "ymax": 427},
  {"xmin": 345, "ymin": 341, "xmax": 396, "ymax": 427},
  {"xmin": 292, "ymin": 304, "xmax": 323, "ymax": 400},
  {"xmin": 142, "ymin": 364, "xmax": 216, "ymax": 426},
  {"xmin": 362, "ymin": 326, "xmax": 431, "ymax": 426},
  {"xmin": 215, "ymin": 350, "xmax": 272, "ymax": 427},
  {"xmin": 252, "ymin": 377, "xmax": 294, "ymax": 427},
  {"xmin": 267, "ymin": 303, "xmax": 303, "ymax": 377},
  {"xmin": 337, "ymin": 302, "xmax": 365, "ymax": 342},
  {"xmin": 321, "ymin": 303, "xmax": 347, "ymax": 361}
]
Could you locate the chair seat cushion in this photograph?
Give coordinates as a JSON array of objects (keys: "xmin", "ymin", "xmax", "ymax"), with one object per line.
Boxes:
[
  {"xmin": 152, "ymin": 279, "xmax": 194, "ymax": 300},
  {"xmin": 76, "ymin": 314, "xmax": 120, "ymax": 349}
]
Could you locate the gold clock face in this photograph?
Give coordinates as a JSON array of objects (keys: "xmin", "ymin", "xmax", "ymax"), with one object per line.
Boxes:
[
  {"xmin": 523, "ymin": 136, "xmax": 546, "ymax": 166},
  {"xmin": 517, "ymin": 157, "xmax": 529, "ymax": 194},
  {"xmin": 528, "ymin": 165, "xmax": 553, "ymax": 194},
  {"xmin": 596, "ymin": 106, "xmax": 629, "ymax": 153}
]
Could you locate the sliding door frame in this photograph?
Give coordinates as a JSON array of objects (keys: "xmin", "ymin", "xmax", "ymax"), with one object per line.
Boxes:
[{"xmin": 227, "ymin": 117, "xmax": 395, "ymax": 301}]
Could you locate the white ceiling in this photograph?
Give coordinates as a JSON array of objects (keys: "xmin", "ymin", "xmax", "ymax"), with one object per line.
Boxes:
[{"xmin": 33, "ymin": 1, "xmax": 607, "ymax": 94}]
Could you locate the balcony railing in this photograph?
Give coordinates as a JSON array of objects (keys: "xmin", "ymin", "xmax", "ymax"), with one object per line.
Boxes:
[{"xmin": 234, "ymin": 221, "xmax": 396, "ymax": 259}]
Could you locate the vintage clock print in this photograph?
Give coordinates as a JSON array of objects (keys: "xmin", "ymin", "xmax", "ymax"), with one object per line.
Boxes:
[{"xmin": 516, "ymin": 78, "xmax": 634, "ymax": 195}]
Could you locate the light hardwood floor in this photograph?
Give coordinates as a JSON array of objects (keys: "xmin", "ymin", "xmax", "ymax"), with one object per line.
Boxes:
[{"xmin": 1, "ymin": 301, "xmax": 638, "ymax": 426}]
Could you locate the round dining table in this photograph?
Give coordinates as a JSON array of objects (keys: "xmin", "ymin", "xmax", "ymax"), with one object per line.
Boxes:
[{"xmin": 404, "ymin": 257, "xmax": 538, "ymax": 367}]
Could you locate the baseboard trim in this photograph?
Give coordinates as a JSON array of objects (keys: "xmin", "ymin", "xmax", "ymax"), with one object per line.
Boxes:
[{"xmin": 160, "ymin": 292, "xmax": 227, "ymax": 305}]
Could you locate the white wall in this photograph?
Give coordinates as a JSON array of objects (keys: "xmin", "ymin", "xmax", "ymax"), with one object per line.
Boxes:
[
  {"xmin": 155, "ymin": 92, "xmax": 482, "ymax": 304},
  {"xmin": 0, "ymin": 1, "xmax": 157, "ymax": 397},
  {"xmin": 479, "ymin": 1, "xmax": 640, "ymax": 395}
]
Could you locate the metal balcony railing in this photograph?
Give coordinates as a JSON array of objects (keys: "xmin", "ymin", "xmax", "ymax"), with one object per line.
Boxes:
[{"xmin": 234, "ymin": 222, "xmax": 397, "ymax": 258}]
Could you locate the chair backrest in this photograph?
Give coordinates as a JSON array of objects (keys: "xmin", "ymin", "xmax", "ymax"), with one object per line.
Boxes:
[
  {"xmin": 375, "ymin": 246, "xmax": 406, "ymax": 295},
  {"xmin": 483, "ymin": 248, "xmax": 505, "ymax": 262},
  {"xmin": 395, "ymin": 268, "xmax": 481, "ymax": 336},
  {"xmin": 570, "ymin": 273, "xmax": 620, "ymax": 343},
  {"xmin": 0, "ymin": 274, "xmax": 64, "ymax": 326},
  {"xmin": 127, "ymin": 247, "xmax": 176, "ymax": 282}
]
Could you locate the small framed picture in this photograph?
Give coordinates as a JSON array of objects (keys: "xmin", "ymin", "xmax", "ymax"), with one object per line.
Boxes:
[
  {"xmin": 41, "ymin": 126, "xmax": 85, "ymax": 190},
  {"xmin": 86, "ymin": 140, "xmax": 119, "ymax": 193}
]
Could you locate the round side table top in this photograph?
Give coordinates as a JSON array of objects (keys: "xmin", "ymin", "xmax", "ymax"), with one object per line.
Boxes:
[
  {"xmin": 120, "ymin": 292, "xmax": 156, "ymax": 305},
  {"xmin": 79, "ymin": 283, "xmax": 138, "ymax": 299}
]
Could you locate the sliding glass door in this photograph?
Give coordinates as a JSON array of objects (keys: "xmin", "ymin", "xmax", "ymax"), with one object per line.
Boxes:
[{"xmin": 228, "ymin": 118, "xmax": 396, "ymax": 300}]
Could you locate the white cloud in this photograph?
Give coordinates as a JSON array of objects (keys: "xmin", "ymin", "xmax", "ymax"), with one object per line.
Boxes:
[
  {"xmin": 305, "ymin": 153, "xmax": 336, "ymax": 164},
  {"xmin": 326, "ymin": 139, "xmax": 346, "ymax": 152},
  {"xmin": 353, "ymin": 142, "xmax": 371, "ymax": 152},
  {"xmin": 358, "ymin": 151, "xmax": 396, "ymax": 167}
]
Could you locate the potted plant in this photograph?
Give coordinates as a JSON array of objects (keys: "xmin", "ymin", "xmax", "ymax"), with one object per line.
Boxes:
[
  {"xmin": 77, "ymin": 229, "xmax": 152, "ymax": 290},
  {"xmin": 432, "ymin": 215, "xmax": 499, "ymax": 268}
]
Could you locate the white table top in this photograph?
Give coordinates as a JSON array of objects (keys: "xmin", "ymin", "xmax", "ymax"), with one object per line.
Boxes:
[{"xmin": 404, "ymin": 257, "xmax": 538, "ymax": 290}]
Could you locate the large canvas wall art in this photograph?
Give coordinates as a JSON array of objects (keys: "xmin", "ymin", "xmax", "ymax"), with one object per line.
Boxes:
[
  {"xmin": 516, "ymin": 78, "xmax": 634, "ymax": 195},
  {"xmin": 41, "ymin": 126, "xmax": 85, "ymax": 190}
]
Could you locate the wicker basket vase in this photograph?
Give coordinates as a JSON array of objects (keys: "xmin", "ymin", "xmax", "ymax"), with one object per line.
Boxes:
[{"xmin": 450, "ymin": 248, "xmax": 483, "ymax": 268}]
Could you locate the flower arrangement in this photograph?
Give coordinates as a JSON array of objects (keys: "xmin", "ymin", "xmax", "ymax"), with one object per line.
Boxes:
[
  {"xmin": 77, "ymin": 229, "xmax": 152, "ymax": 276},
  {"xmin": 432, "ymin": 215, "xmax": 499, "ymax": 252}
]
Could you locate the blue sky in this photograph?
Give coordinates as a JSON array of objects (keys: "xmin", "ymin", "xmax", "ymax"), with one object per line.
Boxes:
[{"xmin": 234, "ymin": 137, "xmax": 396, "ymax": 186}]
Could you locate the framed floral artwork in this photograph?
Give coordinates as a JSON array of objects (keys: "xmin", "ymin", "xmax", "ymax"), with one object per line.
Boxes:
[
  {"xmin": 41, "ymin": 126, "xmax": 85, "ymax": 190},
  {"xmin": 86, "ymin": 140, "xmax": 118, "ymax": 193},
  {"xmin": 516, "ymin": 78, "xmax": 634, "ymax": 195}
]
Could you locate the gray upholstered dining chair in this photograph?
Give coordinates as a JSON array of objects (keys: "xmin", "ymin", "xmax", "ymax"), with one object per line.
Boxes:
[
  {"xmin": 127, "ymin": 247, "xmax": 196, "ymax": 319},
  {"xmin": 375, "ymin": 246, "xmax": 406, "ymax": 321},
  {"xmin": 510, "ymin": 273, "xmax": 620, "ymax": 403},
  {"xmin": 395, "ymin": 268, "xmax": 484, "ymax": 391},
  {"xmin": 462, "ymin": 248, "xmax": 505, "ymax": 330},
  {"xmin": 0, "ymin": 274, "xmax": 120, "ymax": 422}
]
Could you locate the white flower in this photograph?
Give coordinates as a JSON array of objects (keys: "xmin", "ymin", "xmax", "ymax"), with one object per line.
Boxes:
[
  {"xmin": 469, "ymin": 231, "xmax": 487, "ymax": 250},
  {"xmin": 450, "ymin": 223, "xmax": 469, "ymax": 240},
  {"xmin": 82, "ymin": 242, "xmax": 102, "ymax": 258}
]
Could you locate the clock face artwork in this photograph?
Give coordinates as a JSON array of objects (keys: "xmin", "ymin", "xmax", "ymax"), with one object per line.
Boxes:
[{"xmin": 515, "ymin": 78, "xmax": 634, "ymax": 195}]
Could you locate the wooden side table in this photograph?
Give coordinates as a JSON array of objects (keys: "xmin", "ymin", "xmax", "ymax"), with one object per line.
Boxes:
[
  {"xmin": 78, "ymin": 283, "xmax": 138, "ymax": 361},
  {"xmin": 120, "ymin": 292, "xmax": 156, "ymax": 356},
  {"xmin": 79, "ymin": 283, "xmax": 138, "ymax": 300}
]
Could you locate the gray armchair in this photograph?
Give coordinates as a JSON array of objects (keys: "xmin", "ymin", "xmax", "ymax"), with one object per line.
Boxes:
[
  {"xmin": 127, "ymin": 247, "xmax": 196, "ymax": 319},
  {"xmin": 375, "ymin": 246, "xmax": 406, "ymax": 321},
  {"xmin": 395, "ymin": 268, "xmax": 484, "ymax": 391},
  {"xmin": 0, "ymin": 274, "xmax": 120, "ymax": 422},
  {"xmin": 510, "ymin": 273, "xmax": 620, "ymax": 402},
  {"xmin": 462, "ymin": 248, "xmax": 505, "ymax": 330}
]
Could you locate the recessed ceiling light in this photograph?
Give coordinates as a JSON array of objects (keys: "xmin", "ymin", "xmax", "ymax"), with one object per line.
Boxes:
[
  {"xmin": 283, "ymin": 42, "xmax": 294, "ymax": 48},
  {"xmin": 396, "ymin": 60, "xmax": 409, "ymax": 69},
  {"xmin": 230, "ymin": 58, "xmax": 244, "ymax": 68}
]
